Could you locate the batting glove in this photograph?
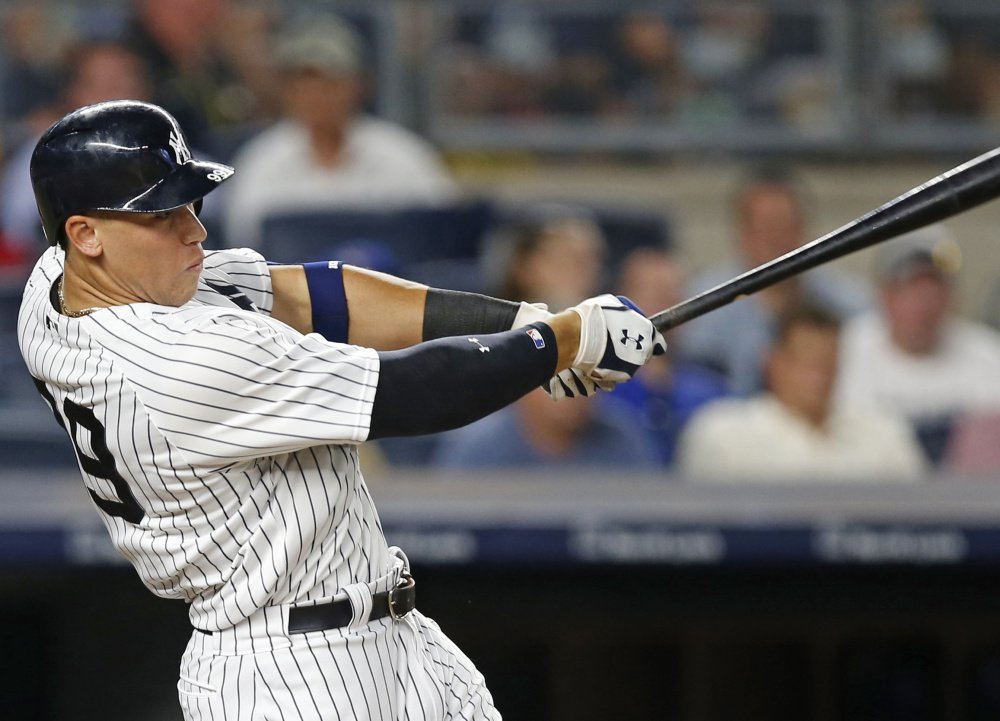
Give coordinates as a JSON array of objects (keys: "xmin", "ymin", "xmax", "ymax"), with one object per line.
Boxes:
[
  {"xmin": 510, "ymin": 301, "xmax": 552, "ymax": 329},
  {"xmin": 512, "ymin": 301, "xmax": 604, "ymax": 401},
  {"xmin": 569, "ymin": 294, "xmax": 666, "ymax": 384}
]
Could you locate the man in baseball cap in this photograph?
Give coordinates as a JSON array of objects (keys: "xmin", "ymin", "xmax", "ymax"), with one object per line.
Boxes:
[
  {"xmin": 223, "ymin": 14, "xmax": 457, "ymax": 247},
  {"xmin": 838, "ymin": 224, "xmax": 1000, "ymax": 463}
]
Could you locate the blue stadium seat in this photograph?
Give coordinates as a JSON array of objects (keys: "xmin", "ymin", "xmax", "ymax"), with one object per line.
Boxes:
[
  {"xmin": 488, "ymin": 201, "xmax": 672, "ymax": 277},
  {"xmin": 259, "ymin": 201, "xmax": 496, "ymax": 283},
  {"xmin": 588, "ymin": 205, "xmax": 672, "ymax": 264},
  {"xmin": 258, "ymin": 200, "xmax": 670, "ymax": 297}
]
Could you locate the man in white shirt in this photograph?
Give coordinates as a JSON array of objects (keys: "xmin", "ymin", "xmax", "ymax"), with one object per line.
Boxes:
[
  {"xmin": 223, "ymin": 15, "xmax": 458, "ymax": 248},
  {"xmin": 837, "ymin": 225, "xmax": 1000, "ymax": 462},
  {"xmin": 678, "ymin": 304, "xmax": 925, "ymax": 481}
]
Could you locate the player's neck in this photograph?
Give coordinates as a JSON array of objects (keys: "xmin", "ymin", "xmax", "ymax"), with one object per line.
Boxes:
[{"xmin": 61, "ymin": 261, "xmax": 125, "ymax": 315}]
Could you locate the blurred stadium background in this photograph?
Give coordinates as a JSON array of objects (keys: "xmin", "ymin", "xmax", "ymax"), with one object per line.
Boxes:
[{"xmin": 4, "ymin": 1, "xmax": 1000, "ymax": 719}]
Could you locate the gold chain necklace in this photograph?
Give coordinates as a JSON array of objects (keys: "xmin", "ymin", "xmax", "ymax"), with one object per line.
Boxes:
[{"xmin": 58, "ymin": 276, "xmax": 100, "ymax": 318}]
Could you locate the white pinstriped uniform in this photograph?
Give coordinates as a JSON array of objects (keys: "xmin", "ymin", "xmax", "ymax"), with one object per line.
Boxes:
[{"xmin": 18, "ymin": 246, "xmax": 499, "ymax": 720}]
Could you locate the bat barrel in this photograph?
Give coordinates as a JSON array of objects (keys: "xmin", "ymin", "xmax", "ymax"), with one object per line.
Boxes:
[{"xmin": 650, "ymin": 146, "xmax": 1000, "ymax": 332}]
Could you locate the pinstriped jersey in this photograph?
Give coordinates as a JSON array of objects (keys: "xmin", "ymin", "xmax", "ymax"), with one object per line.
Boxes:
[{"xmin": 18, "ymin": 246, "xmax": 390, "ymax": 631}]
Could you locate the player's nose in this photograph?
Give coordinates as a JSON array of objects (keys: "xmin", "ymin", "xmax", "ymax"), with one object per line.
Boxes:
[{"xmin": 180, "ymin": 203, "xmax": 208, "ymax": 245}]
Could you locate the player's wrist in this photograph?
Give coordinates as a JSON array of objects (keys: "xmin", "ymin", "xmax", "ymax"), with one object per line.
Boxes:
[{"xmin": 544, "ymin": 310, "xmax": 582, "ymax": 371}]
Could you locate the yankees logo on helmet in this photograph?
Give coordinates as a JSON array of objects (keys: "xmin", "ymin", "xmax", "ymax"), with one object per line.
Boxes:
[{"xmin": 619, "ymin": 328, "xmax": 645, "ymax": 350}]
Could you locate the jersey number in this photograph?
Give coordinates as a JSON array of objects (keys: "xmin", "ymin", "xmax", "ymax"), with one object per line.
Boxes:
[{"xmin": 32, "ymin": 378, "xmax": 146, "ymax": 524}]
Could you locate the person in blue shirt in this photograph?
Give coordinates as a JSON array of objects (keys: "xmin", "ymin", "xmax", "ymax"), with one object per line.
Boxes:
[
  {"xmin": 433, "ymin": 385, "xmax": 657, "ymax": 469},
  {"xmin": 678, "ymin": 166, "xmax": 870, "ymax": 395},
  {"xmin": 599, "ymin": 246, "xmax": 729, "ymax": 465}
]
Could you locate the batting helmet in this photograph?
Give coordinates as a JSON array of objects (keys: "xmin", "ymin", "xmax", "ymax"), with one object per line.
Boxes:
[{"xmin": 30, "ymin": 100, "xmax": 234, "ymax": 246}]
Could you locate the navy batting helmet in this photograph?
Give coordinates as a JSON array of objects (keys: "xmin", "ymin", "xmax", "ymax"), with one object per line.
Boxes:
[{"xmin": 30, "ymin": 100, "xmax": 234, "ymax": 246}]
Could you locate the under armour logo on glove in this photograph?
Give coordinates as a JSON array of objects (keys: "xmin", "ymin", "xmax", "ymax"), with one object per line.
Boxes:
[
  {"xmin": 620, "ymin": 329, "xmax": 644, "ymax": 350},
  {"xmin": 568, "ymin": 294, "xmax": 667, "ymax": 386}
]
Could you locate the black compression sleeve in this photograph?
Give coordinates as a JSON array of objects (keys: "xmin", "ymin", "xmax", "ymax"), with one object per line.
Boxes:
[
  {"xmin": 422, "ymin": 288, "xmax": 521, "ymax": 341},
  {"xmin": 369, "ymin": 323, "xmax": 557, "ymax": 439}
]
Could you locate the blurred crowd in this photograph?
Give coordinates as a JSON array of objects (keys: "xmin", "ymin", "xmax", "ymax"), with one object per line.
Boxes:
[
  {"xmin": 446, "ymin": 0, "xmax": 1000, "ymax": 132},
  {"xmin": 2, "ymin": 0, "xmax": 1000, "ymax": 482}
]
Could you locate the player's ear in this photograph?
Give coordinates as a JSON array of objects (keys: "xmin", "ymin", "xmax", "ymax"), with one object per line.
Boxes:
[{"xmin": 64, "ymin": 215, "xmax": 103, "ymax": 258}]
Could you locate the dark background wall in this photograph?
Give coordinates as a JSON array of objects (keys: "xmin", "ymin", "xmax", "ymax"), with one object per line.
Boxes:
[{"xmin": 5, "ymin": 563, "xmax": 1000, "ymax": 721}]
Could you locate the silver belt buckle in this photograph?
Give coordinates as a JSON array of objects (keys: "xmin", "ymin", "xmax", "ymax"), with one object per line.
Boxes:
[{"xmin": 387, "ymin": 573, "xmax": 415, "ymax": 621}]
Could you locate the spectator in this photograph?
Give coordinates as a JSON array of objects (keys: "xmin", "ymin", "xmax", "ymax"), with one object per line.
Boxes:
[
  {"xmin": 1, "ymin": 40, "xmax": 154, "ymax": 252},
  {"xmin": 837, "ymin": 225, "xmax": 1000, "ymax": 463},
  {"xmin": 679, "ymin": 166, "xmax": 870, "ymax": 395},
  {"xmin": 682, "ymin": 2, "xmax": 766, "ymax": 86},
  {"xmin": 883, "ymin": 0, "xmax": 950, "ymax": 117},
  {"xmin": 0, "ymin": 3, "xmax": 64, "ymax": 124},
  {"xmin": 609, "ymin": 10, "xmax": 692, "ymax": 117},
  {"xmin": 482, "ymin": 4, "xmax": 554, "ymax": 118},
  {"xmin": 433, "ymin": 386, "xmax": 657, "ymax": 469},
  {"xmin": 943, "ymin": 33, "xmax": 1000, "ymax": 122},
  {"xmin": 123, "ymin": 0, "xmax": 262, "ymax": 151},
  {"xmin": 677, "ymin": 304, "xmax": 925, "ymax": 482},
  {"xmin": 485, "ymin": 203, "xmax": 606, "ymax": 311},
  {"xmin": 599, "ymin": 246, "xmax": 729, "ymax": 465},
  {"xmin": 224, "ymin": 15, "xmax": 458, "ymax": 248},
  {"xmin": 544, "ymin": 50, "xmax": 620, "ymax": 118}
]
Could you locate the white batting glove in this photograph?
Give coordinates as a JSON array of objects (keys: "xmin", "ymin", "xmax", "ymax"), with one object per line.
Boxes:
[
  {"xmin": 568, "ymin": 294, "xmax": 666, "ymax": 384},
  {"xmin": 511, "ymin": 301, "xmax": 552, "ymax": 329},
  {"xmin": 547, "ymin": 367, "xmax": 597, "ymax": 400}
]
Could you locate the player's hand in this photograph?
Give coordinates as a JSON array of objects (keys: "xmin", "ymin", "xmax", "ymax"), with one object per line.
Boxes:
[
  {"xmin": 546, "ymin": 368, "xmax": 624, "ymax": 400},
  {"xmin": 547, "ymin": 367, "xmax": 597, "ymax": 400},
  {"xmin": 568, "ymin": 294, "xmax": 666, "ymax": 384}
]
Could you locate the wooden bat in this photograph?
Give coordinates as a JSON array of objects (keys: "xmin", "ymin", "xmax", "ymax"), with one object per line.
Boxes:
[{"xmin": 649, "ymin": 147, "xmax": 1000, "ymax": 332}]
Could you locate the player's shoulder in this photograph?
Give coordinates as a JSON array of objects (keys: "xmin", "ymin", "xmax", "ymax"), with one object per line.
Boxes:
[
  {"xmin": 202, "ymin": 247, "xmax": 268, "ymax": 273},
  {"xmin": 90, "ymin": 303, "xmax": 295, "ymax": 368},
  {"xmin": 149, "ymin": 301, "xmax": 280, "ymax": 335},
  {"xmin": 24, "ymin": 245, "xmax": 62, "ymax": 285},
  {"xmin": 19, "ymin": 246, "xmax": 62, "ymax": 314}
]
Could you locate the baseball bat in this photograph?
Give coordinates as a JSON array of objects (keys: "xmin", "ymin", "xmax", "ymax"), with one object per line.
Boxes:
[{"xmin": 649, "ymin": 146, "xmax": 1000, "ymax": 332}]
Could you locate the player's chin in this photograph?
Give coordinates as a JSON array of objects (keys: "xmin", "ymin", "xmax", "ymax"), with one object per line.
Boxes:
[{"xmin": 165, "ymin": 277, "xmax": 201, "ymax": 307}]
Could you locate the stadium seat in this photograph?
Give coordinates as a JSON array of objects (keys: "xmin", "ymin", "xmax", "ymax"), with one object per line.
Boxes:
[{"xmin": 258, "ymin": 201, "xmax": 496, "ymax": 291}]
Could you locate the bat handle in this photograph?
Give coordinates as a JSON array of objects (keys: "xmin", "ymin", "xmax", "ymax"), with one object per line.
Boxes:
[
  {"xmin": 649, "ymin": 293, "xmax": 726, "ymax": 333},
  {"xmin": 648, "ymin": 304, "xmax": 686, "ymax": 333}
]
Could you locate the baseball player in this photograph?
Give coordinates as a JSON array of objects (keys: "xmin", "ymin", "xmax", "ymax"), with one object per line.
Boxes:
[{"xmin": 18, "ymin": 100, "xmax": 664, "ymax": 721}]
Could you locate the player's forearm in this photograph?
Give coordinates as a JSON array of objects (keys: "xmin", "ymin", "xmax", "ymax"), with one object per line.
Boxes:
[
  {"xmin": 344, "ymin": 271, "xmax": 539, "ymax": 348},
  {"xmin": 273, "ymin": 261, "xmax": 564, "ymax": 353},
  {"xmin": 343, "ymin": 266, "xmax": 428, "ymax": 349},
  {"xmin": 368, "ymin": 315, "xmax": 578, "ymax": 439}
]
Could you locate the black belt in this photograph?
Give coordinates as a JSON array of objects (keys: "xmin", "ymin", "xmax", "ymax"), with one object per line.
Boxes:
[
  {"xmin": 289, "ymin": 575, "xmax": 416, "ymax": 633},
  {"xmin": 195, "ymin": 575, "xmax": 416, "ymax": 636}
]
